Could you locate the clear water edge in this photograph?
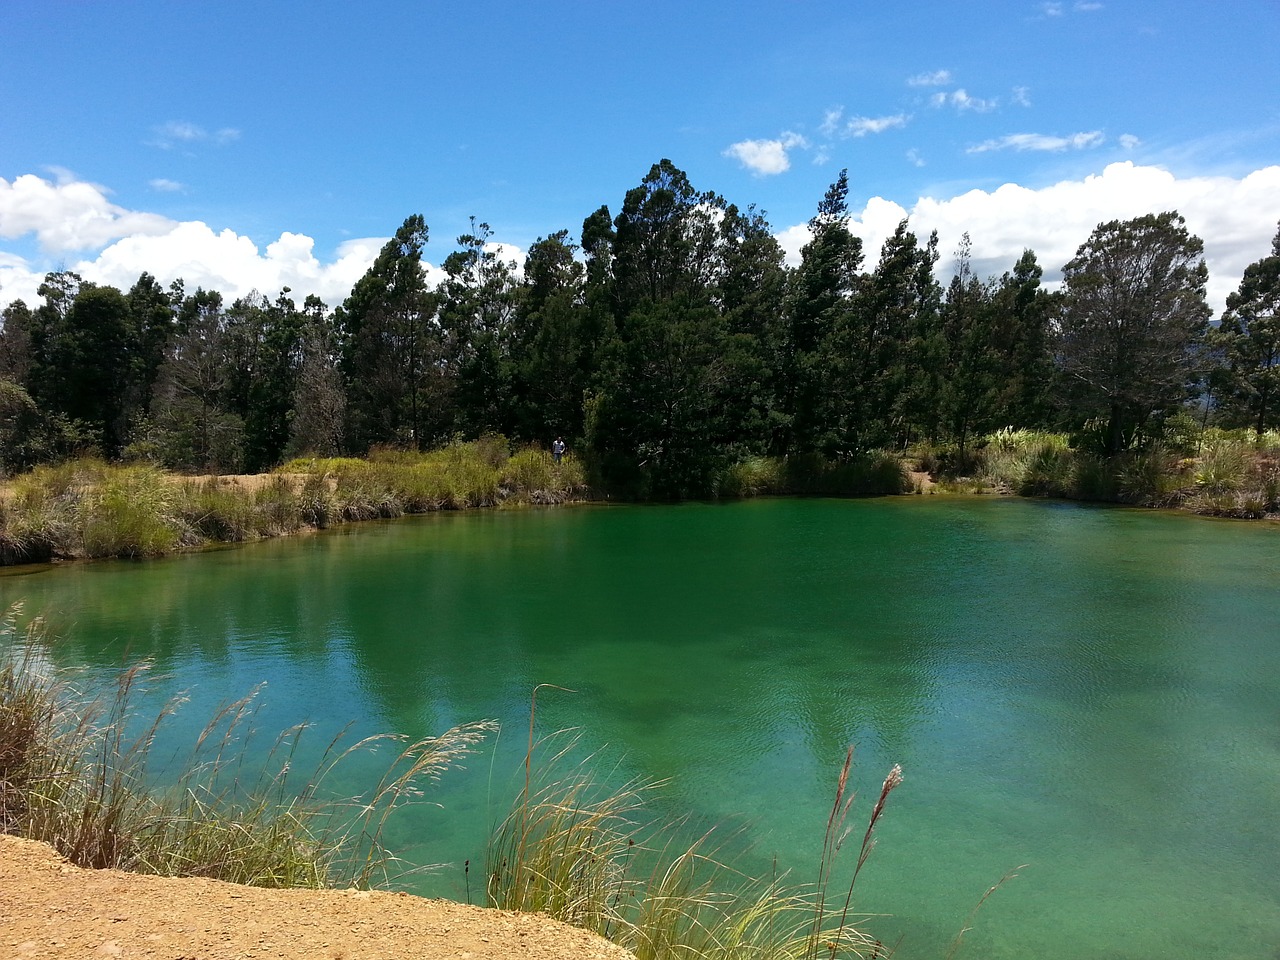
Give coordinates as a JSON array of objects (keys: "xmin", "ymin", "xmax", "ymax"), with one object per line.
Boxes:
[{"xmin": 2, "ymin": 498, "xmax": 1277, "ymax": 960}]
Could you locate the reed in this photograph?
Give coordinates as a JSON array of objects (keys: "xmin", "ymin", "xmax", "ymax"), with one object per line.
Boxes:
[
  {"xmin": 0, "ymin": 606, "xmax": 494, "ymax": 887},
  {"xmin": 488, "ymin": 695, "xmax": 904, "ymax": 960}
]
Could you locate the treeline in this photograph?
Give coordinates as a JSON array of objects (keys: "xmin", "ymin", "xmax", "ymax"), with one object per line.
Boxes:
[{"xmin": 1, "ymin": 159, "xmax": 1277, "ymax": 498}]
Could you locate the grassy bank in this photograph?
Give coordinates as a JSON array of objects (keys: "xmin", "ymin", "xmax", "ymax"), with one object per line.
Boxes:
[
  {"xmin": 717, "ymin": 450, "xmax": 913, "ymax": 499},
  {"xmin": 0, "ymin": 439, "xmax": 588, "ymax": 564},
  {"xmin": 914, "ymin": 426, "xmax": 1280, "ymax": 519},
  {"xmin": 2, "ymin": 612, "xmax": 929, "ymax": 959}
]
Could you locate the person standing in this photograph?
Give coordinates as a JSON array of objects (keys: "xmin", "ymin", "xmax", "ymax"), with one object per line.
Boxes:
[{"xmin": 551, "ymin": 437, "xmax": 566, "ymax": 465}]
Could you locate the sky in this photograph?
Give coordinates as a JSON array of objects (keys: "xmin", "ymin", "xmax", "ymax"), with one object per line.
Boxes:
[{"xmin": 2, "ymin": 0, "xmax": 1279, "ymax": 316}]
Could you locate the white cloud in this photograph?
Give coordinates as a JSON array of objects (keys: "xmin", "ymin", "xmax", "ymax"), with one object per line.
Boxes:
[
  {"xmin": 1, "ymin": 173, "xmax": 176, "ymax": 251},
  {"xmin": 724, "ymin": 132, "xmax": 809, "ymax": 175},
  {"xmin": 846, "ymin": 114, "xmax": 909, "ymax": 137},
  {"xmin": 906, "ymin": 148, "xmax": 926, "ymax": 168},
  {"xmin": 1012, "ymin": 86, "xmax": 1033, "ymax": 107},
  {"xmin": 820, "ymin": 109, "xmax": 909, "ymax": 139},
  {"xmin": 71, "ymin": 224, "xmax": 383, "ymax": 307},
  {"xmin": 1119, "ymin": 133, "xmax": 1141, "ymax": 150},
  {"xmin": 150, "ymin": 121, "xmax": 241, "ymax": 150},
  {"xmin": 967, "ymin": 131, "xmax": 1105, "ymax": 153},
  {"xmin": 1074, "ymin": 2, "xmax": 1104, "ymax": 11},
  {"xmin": 149, "ymin": 178, "xmax": 185, "ymax": 193},
  {"xmin": 907, "ymin": 69, "xmax": 952, "ymax": 87},
  {"xmin": 774, "ymin": 162, "xmax": 1280, "ymax": 317},
  {"xmin": 1042, "ymin": 2, "xmax": 1064, "ymax": 15},
  {"xmin": 931, "ymin": 89, "xmax": 999, "ymax": 112}
]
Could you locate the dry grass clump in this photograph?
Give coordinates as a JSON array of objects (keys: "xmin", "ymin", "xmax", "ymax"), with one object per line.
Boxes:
[{"xmin": 0, "ymin": 605, "xmax": 495, "ymax": 888}]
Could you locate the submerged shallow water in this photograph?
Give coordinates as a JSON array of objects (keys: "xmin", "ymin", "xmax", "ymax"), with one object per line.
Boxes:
[{"xmin": 3, "ymin": 497, "xmax": 1278, "ymax": 959}]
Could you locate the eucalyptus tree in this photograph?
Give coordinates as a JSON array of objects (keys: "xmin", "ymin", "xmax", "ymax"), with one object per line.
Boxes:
[
  {"xmin": 337, "ymin": 215, "xmax": 440, "ymax": 450},
  {"xmin": 509, "ymin": 230, "xmax": 596, "ymax": 441},
  {"xmin": 223, "ymin": 288, "xmax": 306, "ymax": 471},
  {"xmin": 1210, "ymin": 222, "xmax": 1280, "ymax": 436},
  {"xmin": 585, "ymin": 160, "xmax": 783, "ymax": 496},
  {"xmin": 150, "ymin": 289, "xmax": 245, "ymax": 471},
  {"xmin": 1057, "ymin": 212, "xmax": 1210, "ymax": 454},
  {"xmin": 288, "ymin": 295, "xmax": 346, "ymax": 457},
  {"xmin": 938, "ymin": 234, "xmax": 999, "ymax": 458},
  {"xmin": 0, "ymin": 299, "xmax": 34, "ymax": 386},
  {"xmin": 438, "ymin": 219, "xmax": 521, "ymax": 437},
  {"xmin": 839, "ymin": 221, "xmax": 941, "ymax": 452},
  {"xmin": 988, "ymin": 250, "xmax": 1055, "ymax": 429},
  {"xmin": 124, "ymin": 272, "xmax": 180, "ymax": 426},
  {"xmin": 780, "ymin": 169, "xmax": 863, "ymax": 456}
]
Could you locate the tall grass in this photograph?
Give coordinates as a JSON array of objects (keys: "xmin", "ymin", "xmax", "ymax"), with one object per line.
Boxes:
[
  {"xmin": 0, "ymin": 439, "xmax": 589, "ymax": 566},
  {"xmin": 0, "ymin": 605, "xmax": 494, "ymax": 887},
  {"xmin": 489, "ymin": 714, "xmax": 904, "ymax": 959}
]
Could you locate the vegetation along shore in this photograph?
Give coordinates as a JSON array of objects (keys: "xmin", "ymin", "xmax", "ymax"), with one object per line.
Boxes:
[{"xmin": 1, "ymin": 162, "xmax": 1278, "ymax": 510}]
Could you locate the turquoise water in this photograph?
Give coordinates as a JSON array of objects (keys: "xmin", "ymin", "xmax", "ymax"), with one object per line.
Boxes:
[{"xmin": 3, "ymin": 498, "xmax": 1278, "ymax": 959}]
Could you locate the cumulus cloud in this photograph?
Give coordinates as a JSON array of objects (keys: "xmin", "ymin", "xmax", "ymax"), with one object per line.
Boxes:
[
  {"xmin": 150, "ymin": 121, "xmax": 241, "ymax": 149},
  {"xmin": 724, "ymin": 132, "xmax": 809, "ymax": 175},
  {"xmin": 773, "ymin": 162, "xmax": 1280, "ymax": 317},
  {"xmin": 149, "ymin": 178, "xmax": 185, "ymax": 193},
  {"xmin": 1119, "ymin": 133, "xmax": 1141, "ymax": 150},
  {"xmin": 967, "ymin": 131, "xmax": 1105, "ymax": 153},
  {"xmin": 1, "ymin": 173, "xmax": 176, "ymax": 252},
  {"xmin": 907, "ymin": 69, "xmax": 952, "ymax": 87},
  {"xmin": 906, "ymin": 148, "xmax": 926, "ymax": 168}
]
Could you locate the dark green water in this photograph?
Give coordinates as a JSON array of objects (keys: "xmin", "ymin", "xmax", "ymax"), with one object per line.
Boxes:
[{"xmin": 3, "ymin": 498, "xmax": 1278, "ymax": 959}]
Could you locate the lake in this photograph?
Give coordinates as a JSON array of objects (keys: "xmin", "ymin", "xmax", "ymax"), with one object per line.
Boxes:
[{"xmin": 2, "ymin": 497, "xmax": 1277, "ymax": 960}]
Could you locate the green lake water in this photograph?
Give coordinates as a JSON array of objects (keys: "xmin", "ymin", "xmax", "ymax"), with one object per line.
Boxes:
[{"xmin": 2, "ymin": 497, "xmax": 1278, "ymax": 959}]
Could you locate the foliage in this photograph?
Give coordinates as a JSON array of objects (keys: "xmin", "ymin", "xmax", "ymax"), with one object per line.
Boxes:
[
  {"xmin": 2, "ymin": 172, "xmax": 1276, "ymax": 514},
  {"xmin": 1210, "ymin": 221, "xmax": 1280, "ymax": 436},
  {"xmin": 1057, "ymin": 212, "xmax": 1211, "ymax": 454}
]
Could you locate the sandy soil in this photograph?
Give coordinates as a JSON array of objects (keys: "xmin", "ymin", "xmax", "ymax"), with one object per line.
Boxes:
[{"xmin": 0, "ymin": 835, "xmax": 631, "ymax": 960}]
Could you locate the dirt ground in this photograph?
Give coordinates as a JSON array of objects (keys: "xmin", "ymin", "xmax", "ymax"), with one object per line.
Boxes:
[{"xmin": 0, "ymin": 835, "xmax": 632, "ymax": 960}]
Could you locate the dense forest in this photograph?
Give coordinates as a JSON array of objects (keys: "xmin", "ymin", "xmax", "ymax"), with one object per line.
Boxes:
[{"xmin": 1, "ymin": 160, "xmax": 1277, "ymax": 499}]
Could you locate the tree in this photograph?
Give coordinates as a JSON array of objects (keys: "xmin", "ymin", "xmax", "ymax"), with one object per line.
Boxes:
[
  {"xmin": 988, "ymin": 250, "xmax": 1055, "ymax": 429},
  {"xmin": 149, "ymin": 289, "xmax": 245, "ymax": 472},
  {"xmin": 780, "ymin": 170, "xmax": 863, "ymax": 455},
  {"xmin": 1057, "ymin": 212, "xmax": 1210, "ymax": 454},
  {"xmin": 585, "ymin": 160, "xmax": 779, "ymax": 495},
  {"xmin": 29, "ymin": 279, "xmax": 134, "ymax": 457},
  {"xmin": 438, "ymin": 219, "xmax": 520, "ymax": 437},
  {"xmin": 338, "ymin": 215, "xmax": 441, "ymax": 450},
  {"xmin": 1210, "ymin": 221, "xmax": 1280, "ymax": 436},
  {"xmin": 509, "ymin": 230, "xmax": 596, "ymax": 441},
  {"xmin": 0, "ymin": 300, "xmax": 34, "ymax": 386},
  {"xmin": 288, "ymin": 296, "xmax": 346, "ymax": 457},
  {"xmin": 938, "ymin": 234, "xmax": 999, "ymax": 458}
]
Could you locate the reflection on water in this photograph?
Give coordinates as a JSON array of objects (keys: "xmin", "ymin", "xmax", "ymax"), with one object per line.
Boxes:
[{"xmin": 2, "ymin": 499, "xmax": 1278, "ymax": 960}]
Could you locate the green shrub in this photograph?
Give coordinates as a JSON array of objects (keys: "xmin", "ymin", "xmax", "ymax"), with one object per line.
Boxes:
[
  {"xmin": 718, "ymin": 456, "xmax": 786, "ymax": 498},
  {"xmin": 78, "ymin": 466, "xmax": 180, "ymax": 558}
]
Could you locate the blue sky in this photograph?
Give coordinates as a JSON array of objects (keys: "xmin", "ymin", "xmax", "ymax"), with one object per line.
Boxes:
[{"xmin": 3, "ymin": 0, "xmax": 1279, "ymax": 313}]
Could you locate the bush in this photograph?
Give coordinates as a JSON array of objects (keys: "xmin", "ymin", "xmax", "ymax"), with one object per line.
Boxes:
[{"xmin": 78, "ymin": 466, "xmax": 180, "ymax": 558}]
